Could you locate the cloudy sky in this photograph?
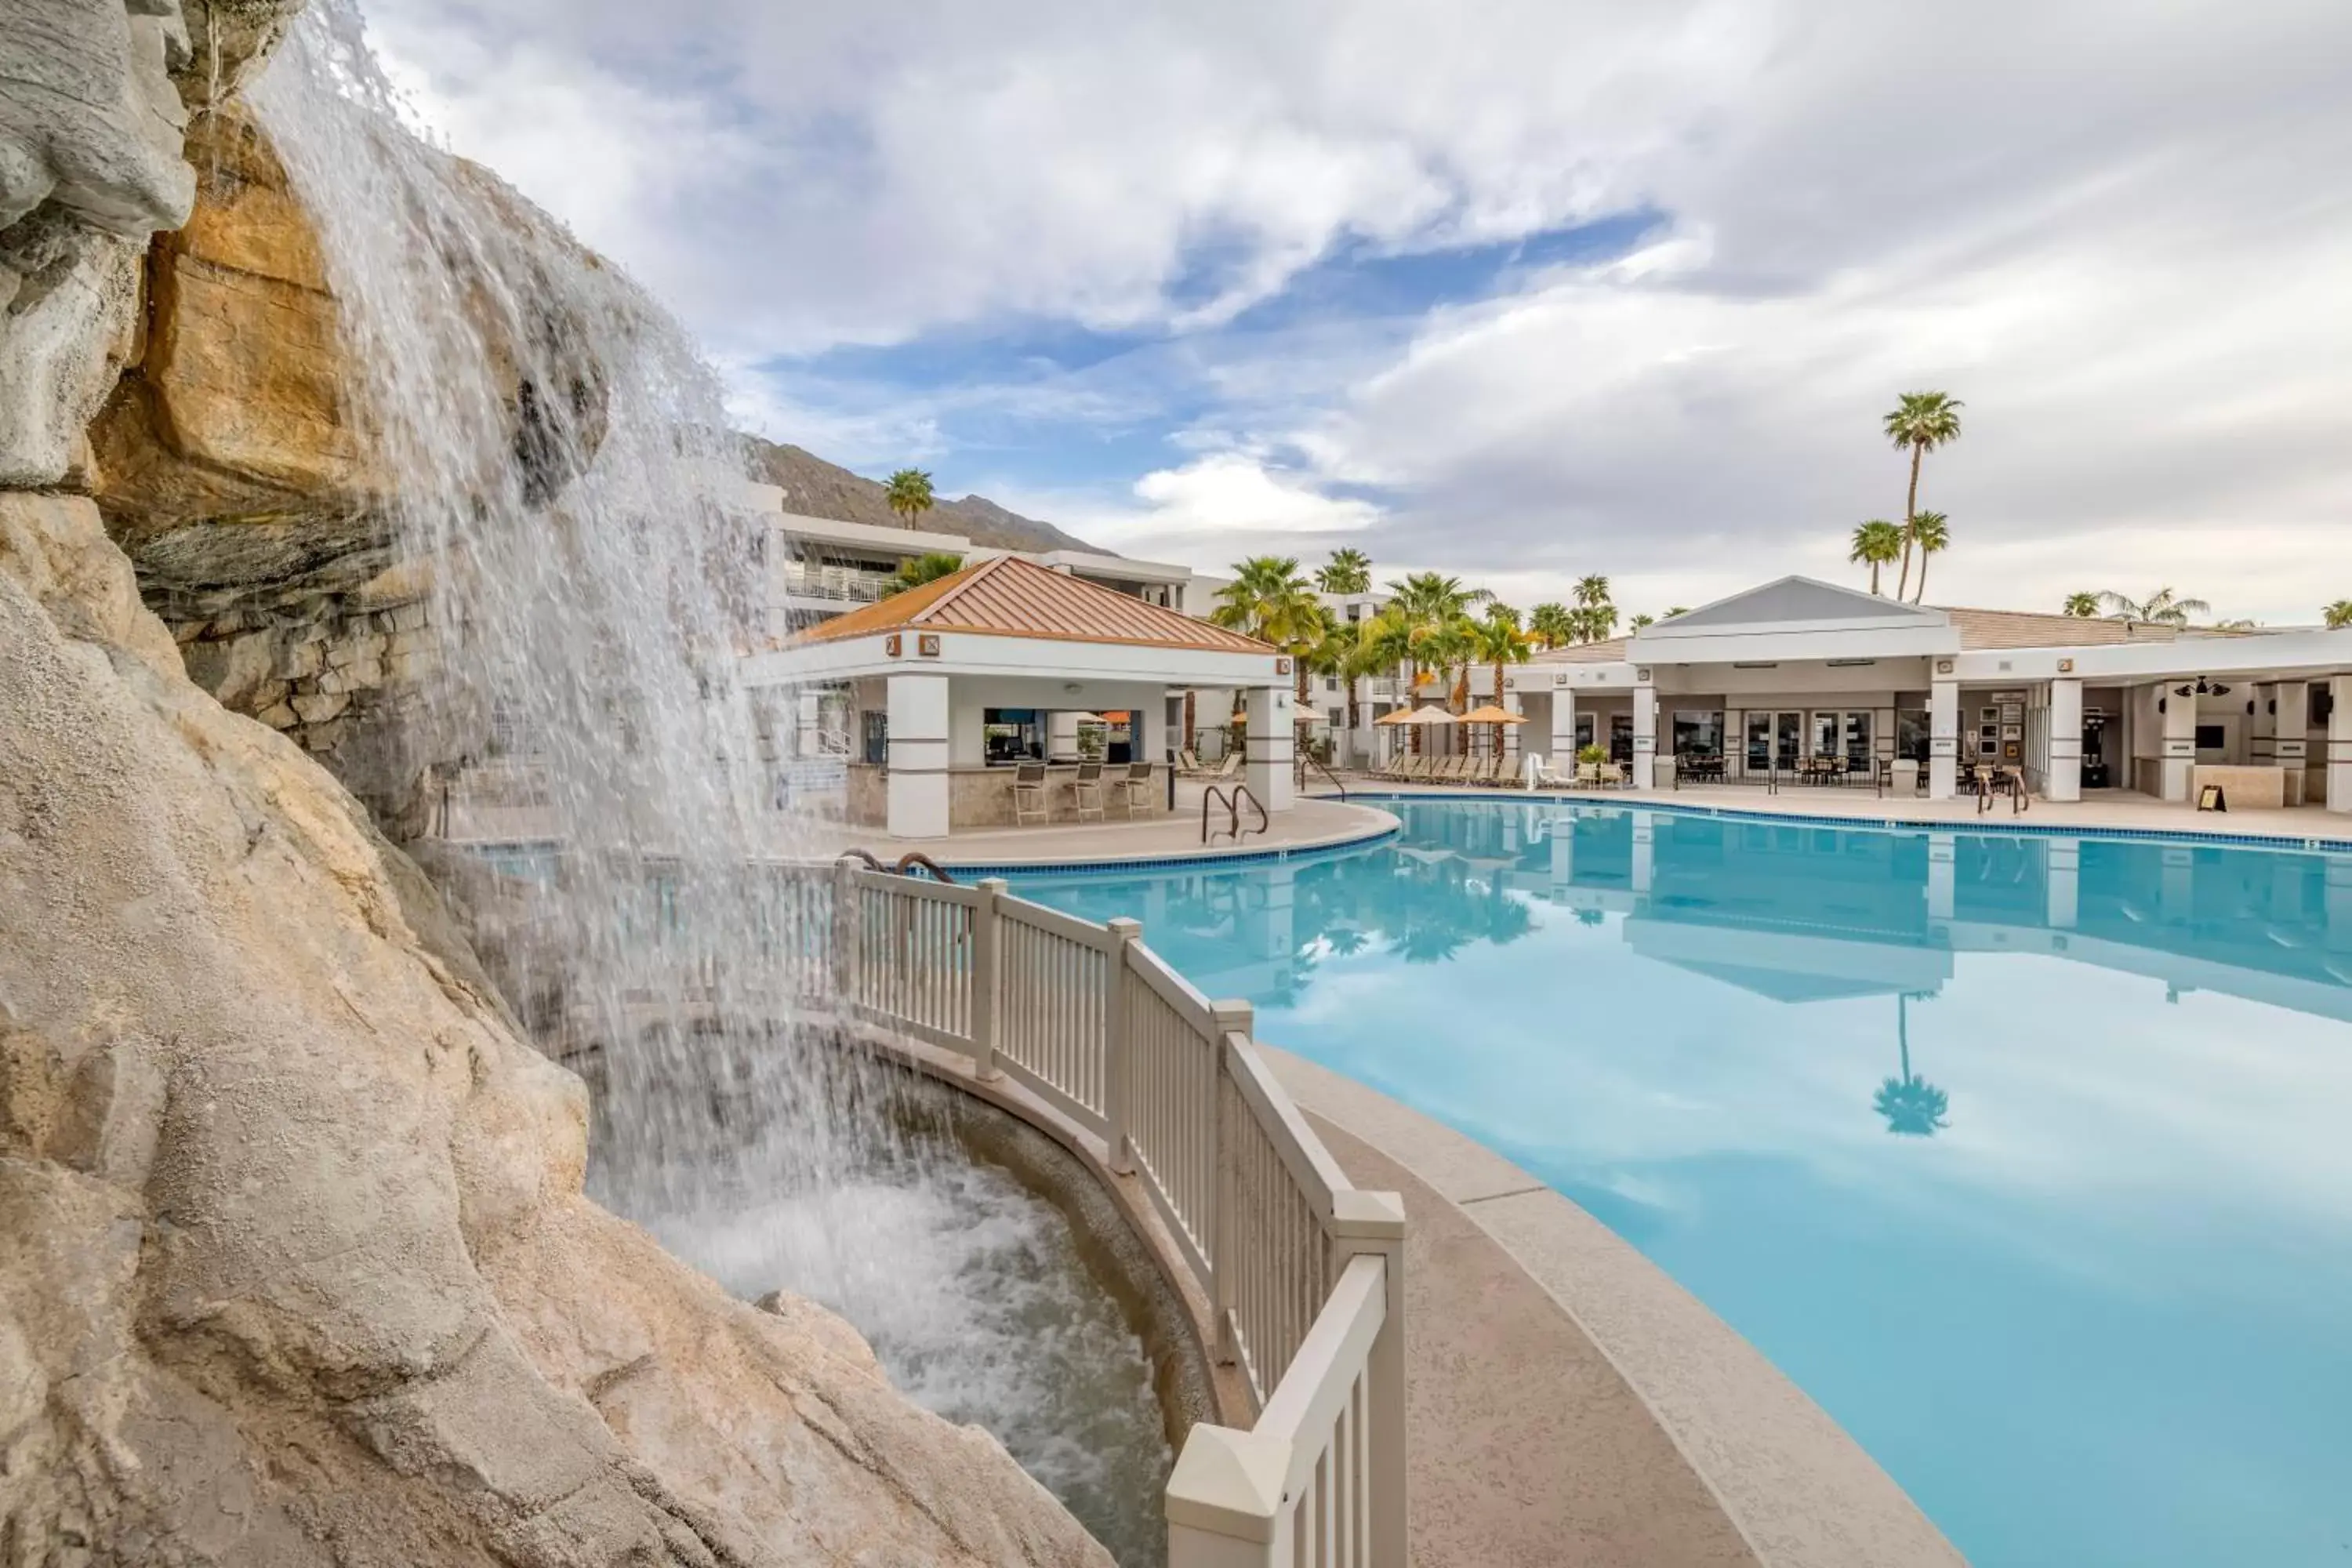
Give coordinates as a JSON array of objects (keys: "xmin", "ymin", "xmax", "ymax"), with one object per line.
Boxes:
[{"xmin": 361, "ymin": 0, "xmax": 2349, "ymax": 623}]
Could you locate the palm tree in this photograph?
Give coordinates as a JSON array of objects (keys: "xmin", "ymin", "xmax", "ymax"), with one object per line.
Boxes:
[
  {"xmin": 1211, "ymin": 557, "xmax": 1327, "ymax": 706},
  {"xmin": 1528, "ymin": 602, "xmax": 1576, "ymax": 650},
  {"xmin": 1469, "ymin": 608, "xmax": 1534, "ymax": 716},
  {"xmin": 1664, "ymin": 606, "xmax": 1691, "ymax": 618},
  {"xmin": 2062, "ymin": 592, "xmax": 2101, "ymax": 618},
  {"xmin": 1849, "ymin": 519, "xmax": 1904, "ymax": 595},
  {"xmin": 2098, "ymin": 587, "xmax": 2212, "ymax": 630},
  {"xmin": 2324, "ymin": 600, "xmax": 2352, "ymax": 630},
  {"xmin": 1315, "ymin": 547, "xmax": 1372, "ymax": 597},
  {"xmin": 884, "ymin": 550, "xmax": 964, "ymax": 595},
  {"xmin": 1574, "ymin": 602, "xmax": 1619, "ymax": 643},
  {"xmin": 1905, "ymin": 511, "xmax": 1951, "ymax": 604},
  {"xmin": 1628, "ymin": 612, "xmax": 1656, "ymax": 631},
  {"xmin": 884, "ymin": 467, "xmax": 936, "ymax": 528},
  {"xmin": 1384, "ymin": 572, "xmax": 1493, "ymax": 706},
  {"xmin": 1572, "ymin": 574, "xmax": 1612, "ymax": 613},
  {"xmin": 1883, "ymin": 391, "xmax": 1964, "ymax": 599},
  {"xmin": 1872, "ymin": 993, "xmax": 1951, "ymax": 1137}
]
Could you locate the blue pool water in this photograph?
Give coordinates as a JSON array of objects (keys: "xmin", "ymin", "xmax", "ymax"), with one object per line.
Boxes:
[{"xmin": 1008, "ymin": 799, "xmax": 2352, "ymax": 1568}]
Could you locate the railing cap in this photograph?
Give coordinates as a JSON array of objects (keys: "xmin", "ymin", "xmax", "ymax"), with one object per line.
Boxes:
[
  {"xmin": 1106, "ymin": 915, "xmax": 1142, "ymax": 938},
  {"xmin": 1164, "ymin": 1425, "xmax": 1289, "ymax": 1542},
  {"xmin": 1210, "ymin": 997, "xmax": 1254, "ymax": 1034},
  {"xmin": 1328, "ymin": 1187, "xmax": 1406, "ymax": 1240}
]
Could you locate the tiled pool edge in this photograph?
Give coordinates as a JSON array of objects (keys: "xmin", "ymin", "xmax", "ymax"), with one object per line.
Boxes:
[
  {"xmin": 931, "ymin": 810, "xmax": 1401, "ymax": 879},
  {"xmin": 1256, "ymin": 1042, "xmax": 1967, "ymax": 1568},
  {"xmin": 1338, "ymin": 789, "xmax": 2352, "ymax": 855}
]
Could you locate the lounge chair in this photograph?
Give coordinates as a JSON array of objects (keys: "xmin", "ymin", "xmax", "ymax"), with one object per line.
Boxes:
[
  {"xmin": 1470, "ymin": 755, "xmax": 1505, "ymax": 787},
  {"xmin": 1177, "ymin": 747, "xmax": 1205, "ymax": 775},
  {"xmin": 1532, "ymin": 757, "xmax": 1572, "ymax": 790}
]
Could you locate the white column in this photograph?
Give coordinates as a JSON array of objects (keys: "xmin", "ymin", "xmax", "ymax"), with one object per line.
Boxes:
[
  {"xmin": 2249, "ymin": 683, "xmax": 2278, "ymax": 765},
  {"xmin": 1502, "ymin": 688, "xmax": 1523, "ymax": 767},
  {"xmin": 2045, "ymin": 837, "xmax": 2079, "ymax": 930},
  {"xmin": 1244, "ymin": 685, "xmax": 1296, "ymax": 813},
  {"xmin": 1138, "ymin": 694, "xmax": 1167, "ymax": 766},
  {"xmin": 2161, "ymin": 682, "xmax": 2197, "ymax": 803},
  {"xmin": 2048, "ymin": 677, "xmax": 2083, "ymax": 803},
  {"xmin": 2328, "ymin": 675, "xmax": 2352, "ymax": 813},
  {"xmin": 1929, "ymin": 677, "xmax": 1959, "ymax": 800},
  {"xmin": 1551, "ymin": 686, "xmax": 1578, "ymax": 769},
  {"xmin": 2275, "ymin": 681, "xmax": 2310, "ymax": 800},
  {"xmin": 885, "ymin": 673, "xmax": 950, "ymax": 840},
  {"xmin": 1632, "ymin": 679, "xmax": 1657, "ymax": 789},
  {"xmin": 1926, "ymin": 833, "xmax": 1955, "ymax": 923},
  {"xmin": 1631, "ymin": 811, "xmax": 1654, "ymax": 895}
]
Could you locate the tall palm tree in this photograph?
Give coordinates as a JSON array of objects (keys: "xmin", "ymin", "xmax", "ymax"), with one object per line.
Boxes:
[
  {"xmin": 2324, "ymin": 600, "xmax": 2352, "ymax": 630},
  {"xmin": 1212, "ymin": 557, "xmax": 1327, "ymax": 706},
  {"xmin": 1905, "ymin": 511, "xmax": 1951, "ymax": 604},
  {"xmin": 1849, "ymin": 519, "xmax": 1904, "ymax": 595},
  {"xmin": 1628, "ymin": 612, "xmax": 1656, "ymax": 631},
  {"xmin": 1883, "ymin": 391, "xmax": 1964, "ymax": 598},
  {"xmin": 884, "ymin": 550, "xmax": 964, "ymax": 595},
  {"xmin": 884, "ymin": 467, "xmax": 936, "ymax": 528},
  {"xmin": 1664, "ymin": 606, "xmax": 1691, "ymax": 618},
  {"xmin": 1528, "ymin": 602, "xmax": 1576, "ymax": 650},
  {"xmin": 2062, "ymin": 592, "xmax": 2101, "ymax": 618},
  {"xmin": 1315, "ymin": 547, "xmax": 1372, "ymax": 596},
  {"xmin": 1873, "ymin": 993, "xmax": 1951, "ymax": 1137},
  {"xmin": 1469, "ymin": 608, "xmax": 1534, "ymax": 715},
  {"xmin": 1575, "ymin": 602, "xmax": 1619, "ymax": 643},
  {"xmin": 1572, "ymin": 574, "xmax": 1612, "ymax": 612},
  {"xmin": 2098, "ymin": 587, "xmax": 2211, "ymax": 629}
]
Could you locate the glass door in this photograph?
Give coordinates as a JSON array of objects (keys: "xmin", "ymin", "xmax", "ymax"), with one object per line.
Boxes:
[
  {"xmin": 1746, "ymin": 711, "xmax": 1774, "ymax": 771},
  {"xmin": 1811, "ymin": 711, "xmax": 1839, "ymax": 760},
  {"xmin": 1775, "ymin": 711, "xmax": 1802, "ymax": 768}
]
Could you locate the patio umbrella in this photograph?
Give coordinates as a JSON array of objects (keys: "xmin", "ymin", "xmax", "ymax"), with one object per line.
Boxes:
[
  {"xmin": 1457, "ymin": 704, "xmax": 1523, "ymax": 759},
  {"xmin": 1375, "ymin": 704, "xmax": 1457, "ymax": 756}
]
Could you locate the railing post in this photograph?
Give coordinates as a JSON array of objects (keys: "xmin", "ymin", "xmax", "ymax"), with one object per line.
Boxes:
[
  {"xmin": 1210, "ymin": 997, "xmax": 1252, "ymax": 1368},
  {"xmin": 1329, "ymin": 1189, "xmax": 1409, "ymax": 1568},
  {"xmin": 971, "ymin": 878, "xmax": 1006, "ymax": 1081},
  {"xmin": 1167, "ymin": 1425, "xmax": 1290, "ymax": 1568},
  {"xmin": 829, "ymin": 858, "xmax": 858, "ymax": 1011},
  {"xmin": 1104, "ymin": 916, "xmax": 1142, "ymax": 1173}
]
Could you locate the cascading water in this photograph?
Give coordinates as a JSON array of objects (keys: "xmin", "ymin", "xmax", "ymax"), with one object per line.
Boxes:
[{"xmin": 245, "ymin": 8, "xmax": 1169, "ymax": 1561}]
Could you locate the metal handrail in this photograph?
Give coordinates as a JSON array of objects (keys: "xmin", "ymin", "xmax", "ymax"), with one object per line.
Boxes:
[
  {"xmin": 1297, "ymin": 750, "xmax": 1348, "ymax": 801},
  {"xmin": 895, "ymin": 851, "xmax": 957, "ymax": 883},
  {"xmin": 837, "ymin": 848, "xmax": 887, "ymax": 872},
  {"xmin": 1232, "ymin": 783, "xmax": 1270, "ymax": 841}
]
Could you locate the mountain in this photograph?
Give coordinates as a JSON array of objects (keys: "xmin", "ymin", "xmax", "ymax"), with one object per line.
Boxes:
[{"xmin": 741, "ymin": 436, "xmax": 1106, "ymax": 555}]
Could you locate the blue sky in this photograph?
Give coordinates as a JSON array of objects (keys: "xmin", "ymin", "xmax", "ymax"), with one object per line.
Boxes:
[{"xmin": 366, "ymin": 0, "xmax": 2351, "ymax": 622}]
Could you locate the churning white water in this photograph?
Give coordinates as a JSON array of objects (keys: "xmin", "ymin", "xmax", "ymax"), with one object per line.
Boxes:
[{"xmin": 246, "ymin": 8, "xmax": 1168, "ymax": 1559}]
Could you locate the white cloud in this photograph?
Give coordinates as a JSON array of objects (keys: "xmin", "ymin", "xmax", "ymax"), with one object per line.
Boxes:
[{"xmin": 339, "ymin": 0, "xmax": 2352, "ymax": 621}]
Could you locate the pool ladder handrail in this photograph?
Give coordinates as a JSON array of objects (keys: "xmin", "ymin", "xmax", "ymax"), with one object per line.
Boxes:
[
  {"xmin": 1200, "ymin": 782, "xmax": 1271, "ymax": 844},
  {"xmin": 837, "ymin": 848, "xmax": 960, "ymax": 884}
]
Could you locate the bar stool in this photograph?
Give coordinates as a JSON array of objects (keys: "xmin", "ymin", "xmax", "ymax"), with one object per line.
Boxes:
[
  {"xmin": 1012, "ymin": 761, "xmax": 1048, "ymax": 826},
  {"xmin": 1118, "ymin": 760, "xmax": 1155, "ymax": 817},
  {"xmin": 1073, "ymin": 760, "xmax": 1106, "ymax": 822}
]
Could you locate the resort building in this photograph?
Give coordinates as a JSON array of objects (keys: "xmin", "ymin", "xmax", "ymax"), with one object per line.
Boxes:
[
  {"xmin": 1498, "ymin": 576, "xmax": 2352, "ymax": 809},
  {"xmin": 744, "ymin": 554, "xmax": 1293, "ymax": 839}
]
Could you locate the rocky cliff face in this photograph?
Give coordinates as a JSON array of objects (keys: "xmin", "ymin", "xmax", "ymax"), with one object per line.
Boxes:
[
  {"xmin": 744, "ymin": 434, "xmax": 1106, "ymax": 554},
  {"xmin": 0, "ymin": 5, "xmax": 1113, "ymax": 1563}
]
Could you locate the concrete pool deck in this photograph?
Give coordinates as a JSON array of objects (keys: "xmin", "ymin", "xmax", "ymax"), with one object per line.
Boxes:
[
  {"xmin": 1258, "ymin": 1044, "xmax": 1966, "ymax": 1568},
  {"xmin": 1323, "ymin": 776, "xmax": 2352, "ymax": 848}
]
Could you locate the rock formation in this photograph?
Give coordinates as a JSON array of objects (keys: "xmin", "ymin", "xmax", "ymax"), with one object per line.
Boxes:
[{"xmin": 0, "ymin": 5, "xmax": 1115, "ymax": 1563}]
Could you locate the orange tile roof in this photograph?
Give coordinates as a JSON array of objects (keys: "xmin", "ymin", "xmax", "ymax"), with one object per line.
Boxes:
[{"xmin": 788, "ymin": 554, "xmax": 1274, "ymax": 655}]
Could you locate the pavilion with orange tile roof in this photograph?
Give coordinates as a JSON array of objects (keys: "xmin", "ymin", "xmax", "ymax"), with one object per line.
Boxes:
[{"xmin": 744, "ymin": 554, "xmax": 1290, "ymax": 839}]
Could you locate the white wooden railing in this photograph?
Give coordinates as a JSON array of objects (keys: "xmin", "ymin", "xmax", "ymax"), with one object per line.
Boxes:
[{"xmin": 809, "ymin": 861, "xmax": 1407, "ymax": 1568}]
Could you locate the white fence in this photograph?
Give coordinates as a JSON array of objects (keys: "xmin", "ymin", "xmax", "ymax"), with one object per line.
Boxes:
[{"xmin": 811, "ymin": 861, "xmax": 1407, "ymax": 1568}]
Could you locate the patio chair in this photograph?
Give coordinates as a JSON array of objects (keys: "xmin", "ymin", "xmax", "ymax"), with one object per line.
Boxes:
[
  {"xmin": 1574, "ymin": 760, "xmax": 1600, "ymax": 789},
  {"xmin": 1012, "ymin": 761, "xmax": 1048, "ymax": 826},
  {"xmin": 1600, "ymin": 761, "xmax": 1628, "ymax": 789},
  {"xmin": 1119, "ymin": 760, "xmax": 1156, "ymax": 818},
  {"xmin": 1073, "ymin": 760, "xmax": 1106, "ymax": 823}
]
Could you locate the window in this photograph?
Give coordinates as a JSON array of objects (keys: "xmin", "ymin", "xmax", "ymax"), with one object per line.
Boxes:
[
  {"xmin": 1328, "ymin": 708, "xmax": 1345, "ymax": 730},
  {"xmin": 1896, "ymin": 709, "xmax": 1930, "ymax": 762},
  {"xmin": 2194, "ymin": 724, "xmax": 2226, "ymax": 752},
  {"xmin": 1576, "ymin": 715, "xmax": 1595, "ymax": 750},
  {"xmin": 1671, "ymin": 710, "xmax": 1724, "ymax": 760},
  {"xmin": 861, "ymin": 710, "xmax": 887, "ymax": 765},
  {"xmin": 1610, "ymin": 713, "xmax": 1635, "ymax": 763},
  {"xmin": 1843, "ymin": 710, "xmax": 1872, "ymax": 765},
  {"xmin": 982, "ymin": 709, "xmax": 1044, "ymax": 764}
]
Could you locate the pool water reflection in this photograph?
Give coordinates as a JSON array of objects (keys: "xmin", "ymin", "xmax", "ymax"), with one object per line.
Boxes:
[{"xmin": 1010, "ymin": 800, "xmax": 2352, "ymax": 1568}]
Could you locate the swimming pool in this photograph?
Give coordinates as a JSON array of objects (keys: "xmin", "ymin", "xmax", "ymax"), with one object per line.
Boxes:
[{"xmin": 1010, "ymin": 797, "xmax": 2352, "ymax": 1568}]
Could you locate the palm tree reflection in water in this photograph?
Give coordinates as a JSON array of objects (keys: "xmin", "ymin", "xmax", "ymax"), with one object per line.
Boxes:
[{"xmin": 1873, "ymin": 992, "xmax": 1951, "ymax": 1136}]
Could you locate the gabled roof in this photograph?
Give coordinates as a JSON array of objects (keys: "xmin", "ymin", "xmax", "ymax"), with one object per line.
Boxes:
[
  {"xmin": 788, "ymin": 554, "xmax": 1272, "ymax": 654},
  {"xmin": 1941, "ymin": 607, "xmax": 2180, "ymax": 650},
  {"xmin": 1655, "ymin": 575, "xmax": 1947, "ymax": 631}
]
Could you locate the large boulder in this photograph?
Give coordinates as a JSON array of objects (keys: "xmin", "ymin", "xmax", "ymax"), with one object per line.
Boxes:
[{"xmin": 0, "ymin": 491, "xmax": 1112, "ymax": 1566}]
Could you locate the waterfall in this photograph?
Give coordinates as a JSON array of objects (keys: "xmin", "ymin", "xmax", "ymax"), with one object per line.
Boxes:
[{"xmin": 245, "ymin": 9, "xmax": 1169, "ymax": 1560}]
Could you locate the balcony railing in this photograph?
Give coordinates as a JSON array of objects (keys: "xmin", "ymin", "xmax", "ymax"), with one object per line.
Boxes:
[
  {"xmin": 779, "ymin": 564, "xmax": 896, "ymax": 603},
  {"xmin": 781, "ymin": 863, "xmax": 1407, "ymax": 1567}
]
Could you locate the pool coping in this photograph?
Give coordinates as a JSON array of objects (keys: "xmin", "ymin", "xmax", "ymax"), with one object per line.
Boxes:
[
  {"xmin": 1339, "ymin": 787, "xmax": 2352, "ymax": 854},
  {"xmin": 1256, "ymin": 1043, "xmax": 1968, "ymax": 1568},
  {"xmin": 924, "ymin": 807, "xmax": 1401, "ymax": 879}
]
